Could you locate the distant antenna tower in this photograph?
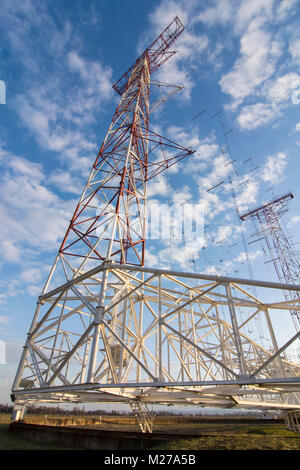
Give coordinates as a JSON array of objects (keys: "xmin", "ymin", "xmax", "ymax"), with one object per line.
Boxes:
[{"xmin": 240, "ymin": 192, "xmax": 300, "ymax": 328}]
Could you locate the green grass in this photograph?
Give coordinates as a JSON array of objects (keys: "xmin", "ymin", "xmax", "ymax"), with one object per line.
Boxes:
[
  {"xmin": 151, "ymin": 435, "xmax": 300, "ymax": 450},
  {"xmin": 151, "ymin": 424, "xmax": 300, "ymax": 450}
]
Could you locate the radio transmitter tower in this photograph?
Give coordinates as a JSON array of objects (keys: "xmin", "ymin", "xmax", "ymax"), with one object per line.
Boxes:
[
  {"xmin": 241, "ymin": 193, "xmax": 300, "ymax": 329},
  {"xmin": 12, "ymin": 16, "xmax": 192, "ymax": 420},
  {"xmin": 12, "ymin": 18, "xmax": 300, "ymax": 430}
]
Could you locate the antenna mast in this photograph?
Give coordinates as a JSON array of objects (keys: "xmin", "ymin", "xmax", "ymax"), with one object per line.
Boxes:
[{"xmin": 241, "ymin": 192, "xmax": 300, "ymax": 328}]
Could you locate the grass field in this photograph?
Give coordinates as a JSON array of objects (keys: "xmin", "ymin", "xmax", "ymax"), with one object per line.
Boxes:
[
  {"xmin": 151, "ymin": 424, "xmax": 300, "ymax": 450},
  {"xmin": 0, "ymin": 415, "xmax": 299, "ymax": 451}
]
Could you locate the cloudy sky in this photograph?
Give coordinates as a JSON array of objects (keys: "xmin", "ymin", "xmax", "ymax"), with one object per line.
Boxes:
[{"xmin": 0, "ymin": 0, "xmax": 300, "ymax": 402}]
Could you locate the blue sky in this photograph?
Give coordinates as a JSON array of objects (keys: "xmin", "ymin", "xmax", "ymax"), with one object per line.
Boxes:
[{"xmin": 0, "ymin": 0, "xmax": 300, "ymax": 403}]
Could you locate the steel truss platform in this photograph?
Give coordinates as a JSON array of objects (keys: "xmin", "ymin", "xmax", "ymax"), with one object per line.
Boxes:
[{"xmin": 12, "ymin": 262, "xmax": 300, "ymax": 411}]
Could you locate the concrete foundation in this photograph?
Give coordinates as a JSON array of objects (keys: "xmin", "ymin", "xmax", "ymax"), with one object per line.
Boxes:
[{"xmin": 9, "ymin": 422, "xmax": 171, "ymax": 450}]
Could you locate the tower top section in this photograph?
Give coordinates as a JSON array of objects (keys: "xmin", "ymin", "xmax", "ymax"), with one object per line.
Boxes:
[
  {"xmin": 240, "ymin": 192, "xmax": 294, "ymax": 220},
  {"xmin": 113, "ymin": 16, "xmax": 185, "ymax": 95}
]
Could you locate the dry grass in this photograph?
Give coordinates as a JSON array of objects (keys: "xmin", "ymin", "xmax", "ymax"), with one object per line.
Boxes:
[{"xmin": 1, "ymin": 414, "xmax": 299, "ymax": 450}]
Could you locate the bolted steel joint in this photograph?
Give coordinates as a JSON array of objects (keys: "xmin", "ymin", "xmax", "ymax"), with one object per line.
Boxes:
[{"xmin": 94, "ymin": 305, "xmax": 105, "ymax": 324}]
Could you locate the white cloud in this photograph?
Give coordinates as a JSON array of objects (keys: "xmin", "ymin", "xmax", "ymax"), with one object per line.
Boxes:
[
  {"xmin": 48, "ymin": 170, "xmax": 82, "ymax": 195},
  {"xmin": 15, "ymin": 61, "xmax": 110, "ymax": 171},
  {"xmin": 4, "ymin": 3, "xmax": 114, "ymax": 175},
  {"xmin": 213, "ymin": 224, "xmax": 233, "ymax": 244},
  {"xmin": 219, "ymin": 17, "xmax": 281, "ymax": 108},
  {"xmin": 184, "ymin": 150, "xmax": 238, "ymax": 223},
  {"xmin": 296, "ymin": 122, "xmax": 300, "ymax": 131},
  {"xmin": 147, "ymin": 174, "xmax": 169, "ymax": 198},
  {"xmin": 0, "ymin": 147, "xmax": 75, "ymax": 259},
  {"xmin": 263, "ymin": 72, "xmax": 300, "ymax": 104},
  {"xmin": 236, "ymin": 181, "xmax": 260, "ymax": 212},
  {"xmin": 6, "ymin": 154, "xmax": 44, "ymax": 181},
  {"xmin": 166, "ymin": 127, "xmax": 219, "ymax": 176},
  {"xmin": 235, "ymin": 250, "xmax": 262, "ymax": 264},
  {"xmin": 194, "ymin": 0, "xmax": 275, "ymax": 33},
  {"xmin": 289, "ymin": 37, "xmax": 300, "ymax": 64},
  {"xmin": 260, "ymin": 151, "xmax": 287, "ymax": 184},
  {"xmin": 1, "ymin": 241, "xmax": 21, "ymax": 263},
  {"xmin": 287, "ymin": 215, "xmax": 300, "ymax": 227},
  {"xmin": 199, "ymin": 153, "xmax": 236, "ymax": 191},
  {"xmin": 147, "ymin": 0, "xmax": 190, "ymax": 31},
  {"xmin": 194, "ymin": 0, "xmax": 234, "ymax": 27},
  {"xmin": 204, "ymin": 260, "xmax": 234, "ymax": 276},
  {"xmin": 27, "ymin": 284, "xmax": 43, "ymax": 296},
  {"xmin": 146, "ymin": 236, "xmax": 206, "ymax": 271},
  {"xmin": 199, "ymin": 190, "xmax": 225, "ymax": 222},
  {"xmin": 236, "ymin": 72, "xmax": 300, "ymax": 132},
  {"xmin": 172, "ymin": 185, "xmax": 192, "ymax": 206},
  {"xmin": 67, "ymin": 51, "xmax": 113, "ymax": 98},
  {"xmin": 234, "ymin": 0, "xmax": 274, "ymax": 32},
  {"xmin": 193, "ymin": 0, "xmax": 298, "ymax": 132},
  {"xmin": 20, "ymin": 267, "xmax": 44, "ymax": 284},
  {"xmin": 0, "ymin": 1, "xmax": 72, "ymax": 72},
  {"xmin": 277, "ymin": 0, "xmax": 299, "ymax": 20},
  {"xmin": 237, "ymin": 103, "xmax": 279, "ymax": 130}
]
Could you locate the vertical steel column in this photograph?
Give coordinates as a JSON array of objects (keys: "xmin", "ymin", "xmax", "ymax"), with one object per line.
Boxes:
[
  {"xmin": 87, "ymin": 57, "xmax": 150, "ymax": 382},
  {"xmin": 263, "ymin": 306, "xmax": 287, "ymax": 377},
  {"xmin": 12, "ymin": 301, "xmax": 43, "ymax": 391},
  {"xmin": 158, "ymin": 274, "xmax": 163, "ymax": 381},
  {"xmin": 225, "ymin": 283, "xmax": 246, "ymax": 375}
]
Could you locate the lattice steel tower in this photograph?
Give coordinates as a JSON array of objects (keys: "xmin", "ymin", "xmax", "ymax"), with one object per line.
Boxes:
[
  {"xmin": 241, "ymin": 193, "xmax": 300, "ymax": 328},
  {"xmin": 12, "ymin": 16, "xmax": 192, "ymax": 416},
  {"xmin": 11, "ymin": 19, "xmax": 300, "ymax": 426}
]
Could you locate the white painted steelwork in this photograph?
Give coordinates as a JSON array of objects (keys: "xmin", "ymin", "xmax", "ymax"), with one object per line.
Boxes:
[{"xmin": 12, "ymin": 262, "xmax": 300, "ymax": 411}]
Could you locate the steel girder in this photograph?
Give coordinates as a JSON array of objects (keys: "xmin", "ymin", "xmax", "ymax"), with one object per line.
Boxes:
[{"xmin": 12, "ymin": 262, "xmax": 300, "ymax": 411}]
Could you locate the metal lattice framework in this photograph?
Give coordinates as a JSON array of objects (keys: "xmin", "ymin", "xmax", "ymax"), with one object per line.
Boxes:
[
  {"xmin": 12, "ymin": 263, "xmax": 300, "ymax": 409},
  {"xmin": 58, "ymin": 17, "xmax": 192, "ymax": 270},
  {"xmin": 241, "ymin": 193, "xmax": 300, "ymax": 328},
  {"xmin": 11, "ymin": 18, "xmax": 300, "ymax": 420}
]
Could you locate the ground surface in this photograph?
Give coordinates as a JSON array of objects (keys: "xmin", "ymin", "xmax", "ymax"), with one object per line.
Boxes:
[
  {"xmin": 151, "ymin": 423, "xmax": 300, "ymax": 450},
  {"xmin": 0, "ymin": 415, "xmax": 299, "ymax": 450}
]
